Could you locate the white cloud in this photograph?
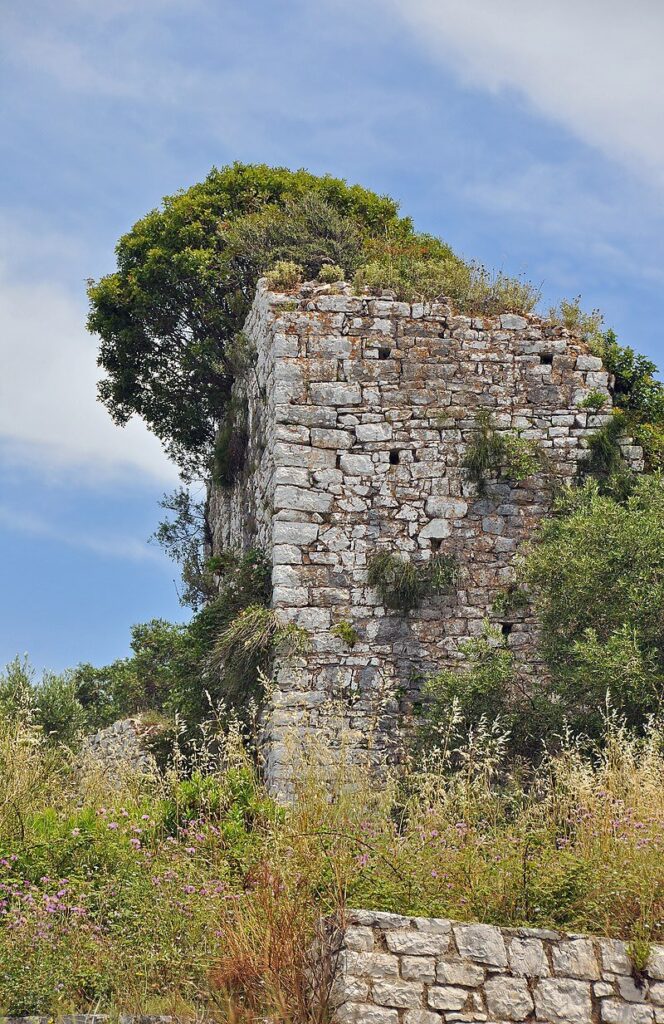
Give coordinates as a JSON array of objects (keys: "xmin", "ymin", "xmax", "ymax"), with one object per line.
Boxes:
[
  {"xmin": 388, "ymin": 0, "xmax": 664, "ymax": 189},
  {"xmin": 0, "ymin": 223, "xmax": 177, "ymax": 484}
]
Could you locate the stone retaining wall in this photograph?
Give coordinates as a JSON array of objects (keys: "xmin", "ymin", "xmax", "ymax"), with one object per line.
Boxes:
[{"xmin": 332, "ymin": 910, "xmax": 664, "ymax": 1024}]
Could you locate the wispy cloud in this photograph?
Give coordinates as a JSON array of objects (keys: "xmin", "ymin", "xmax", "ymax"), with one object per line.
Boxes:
[
  {"xmin": 0, "ymin": 502, "xmax": 164, "ymax": 564},
  {"xmin": 388, "ymin": 0, "xmax": 664, "ymax": 190}
]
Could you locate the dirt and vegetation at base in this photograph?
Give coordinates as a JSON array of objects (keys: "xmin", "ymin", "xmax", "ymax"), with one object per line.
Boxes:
[{"xmin": 0, "ymin": 711, "xmax": 661, "ymax": 1017}]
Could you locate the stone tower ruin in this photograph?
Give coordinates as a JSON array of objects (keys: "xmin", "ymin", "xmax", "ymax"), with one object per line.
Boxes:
[{"xmin": 207, "ymin": 279, "xmax": 642, "ymax": 793}]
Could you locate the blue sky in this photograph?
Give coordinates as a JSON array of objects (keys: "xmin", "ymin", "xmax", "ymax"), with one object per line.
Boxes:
[{"xmin": 1, "ymin": 0, "xmax": 663, "ymax": 673}]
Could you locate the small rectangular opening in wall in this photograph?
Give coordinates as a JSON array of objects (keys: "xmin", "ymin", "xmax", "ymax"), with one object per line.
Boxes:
[
  {"xmin": 430, "ymin": 538, "xmax": 442, "ymax": 552},
  {"xmin": 540, "ymin": 352, "xmax": 554, "ymax": 365},
  {"xmin": 378, "ymin": 345, "xmax": 392, "ymax": 360},
  {"xmin": 389, "ymin": 449, "xmax": 400, "ymax": 465},
  {"xmin": 500, "ymin": 622, "xmax": 513, "ymax": 637}
]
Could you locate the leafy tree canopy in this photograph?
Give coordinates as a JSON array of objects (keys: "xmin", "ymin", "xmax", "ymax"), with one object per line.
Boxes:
[
  {"xmin": 522, "ymin": 475, "xmax": 664, "ymax": 734},
  {"xmin": 88, "ymin": 163, "xmax": 422, "ymax": 476}
]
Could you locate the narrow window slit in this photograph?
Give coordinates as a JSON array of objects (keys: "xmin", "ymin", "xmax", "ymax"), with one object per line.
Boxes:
[
  {"xmin": 430, "ymin": 538, "xmax": 442, "ymax": 552},
  {"xmin": 500, "ymin": 622, "xmax": 513, "ymax": 637},
  {"xmin": 389, "ymin": 449, "xmax": 400, "ymax": 465}
]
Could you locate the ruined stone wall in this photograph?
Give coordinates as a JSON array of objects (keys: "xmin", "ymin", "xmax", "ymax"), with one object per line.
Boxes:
[
  {"xmin": 331, "ymin": 909, "xmax": 664, "ymax": 1024},
  {"xmin": 208, "ymin": 279, "xmax": 642, "ymax": 792}
]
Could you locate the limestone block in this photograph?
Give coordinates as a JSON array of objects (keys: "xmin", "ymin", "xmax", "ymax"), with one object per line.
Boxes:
[
  {"xmin": 277, "ymin": 404, "xmax": 337, "ymax": 427},
  {"xmin": 273, "ymin": 521, "xmax": 319, "ymax": 545},
  {"xmin": 436, "ymin": 960, "xmax": 484, "ymax": 986},
  {"xmin": 403, "ymin": 1012, "xmax": 440, "ymax": 1024},
  {"xmin": 419, "ymin": 520, "xmax": 451, "ymax": 540},
  {"xmin": 372, "ymin": 979, "xmax": 424, "ymax": 1009},
  {"xmin": 551, "ymin": 938, "xmax": 600, "ymax": 979},
  {"xmin": 385, "ymin": 931, "xmax": 451, "ymax": 955},
  {"xmin": 576, "ymin": 354, "xmax": 603, "ymax": 371},
  {"xmin": 534, "ymin": 978, "xmax": 593, "ymax": 1024},
  {"xmin": 274, "ymin": 485, "xmax": 334, "ymax": 514},
  {"xmin": 340, "ymin": 454, "xmax": 375, "ymax": 476},
  {"xmin": 651, "ymin": 982, "xmax": 664, "ymax": 1004},
  {"xmin": 647, "ymin": 943, "xmax": 664, "ymax": 979},
  {"xmin": 310, "ymin": 382, "xmax": 363, "ymax": 406},
  {"xmin": 275, "ymin": 466, "xmax": 310, "ymax": 487},
  {"xmin": 508, "ymin": 936, "xmax": 550, "ymax": 977},
  {"xmin": 335, "ymin": 1005, "xmax": 399, "ymax": 1024},
  {"xmin": 598, "ymin": 937, "xmax": 631, "ymax": 970},
  {"xmin": 600, "ymin": 1001, "xmax": 653, "ymax": 1023},
  {"xmin": 484, "ymin": 975, "xmax": 534, "ymax": 1020},
  {"xmin": 331, "ymin": 975, "xmax": 371, "ymax": 1004},
  {"xmin": 311, "ymin": 428, "xmax": 354, "ymax": 449},
  {"xmin": 427, "ymin": 985, "xmax": 468, "ymax": 1011},
  {"xmin": 340, "ymin": 950, "xmax": 400, "ymax": 977},
  {"xmin": 500, "ymin": 314, "xmax": 528, "ymax": 330},
  {"xmin": 272, "ymin": 586, "xmax": 308, "ymax": 607},
  {"xmin": 356, "ymin": 422, "xmax": 394, "ymax": 442},
  {"xmin": 617, "ymin": 975, "xmax": 649, "ymax": 1002},
  {"xmin": 274, "ymin": 442, "xmax": 337, "ymax": 470},
  {"xmin": 401, "ymin": 956, "xmax": 436, "ymax": 982},
  {"xmin": 453, "ymin": 924, "xmax": 508, "ymax": 967},
  {"xmin": 275, "ymin": 423, "xmax": 310, "ymax": 443},
  {"xmin": 425, "ymin": 497, "xmax": 468, "ymax": 518},
  {"xmin": 412, "ymin": 917, "xmax": 453, "ymax": 934}
]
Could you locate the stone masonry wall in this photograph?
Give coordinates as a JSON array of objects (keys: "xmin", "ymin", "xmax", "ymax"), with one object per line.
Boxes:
[
  {"xmin": 332, "ymin": 909, "xmax": 664, "ymax": 1024},
  {"xmin": 208, "ymin": 279, "xmax": 642, "ymax": 793}
]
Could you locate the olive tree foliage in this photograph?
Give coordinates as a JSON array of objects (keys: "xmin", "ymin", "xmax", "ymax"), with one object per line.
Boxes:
[
  {"xmin": 152, "ymin": 487, "xmax": 212, "ymax": 610},
  {"xmin": 522, "ymin": 475, "xmax": 664, "ymax": 734},
  {"xmin": 88, "ymin": 163, "xmax": 410, "ymax": 477}
]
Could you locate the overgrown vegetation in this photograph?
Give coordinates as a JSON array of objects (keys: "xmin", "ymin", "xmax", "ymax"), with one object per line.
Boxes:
[
  {"xmin": 354, "ymin": 241, "xmax": 539, "ymax": 312},
  {"xmin": 0, "ymin": 710, "xmax": 661, "ymax": 1016},
  {"xmin": 418, "ymin": 475, "xmax": 664, "ymax": 755},
  {"xmin": 87, "ymin": 164, "xmax": 414, "ymax": 478},
  {"xmin": 463, "ymin": 410, "xmax": 546, "ymax": 492},
  {"xmin": 212, "ymin": 396, "xmax": 249, "ymax": 488},
  {"xmin": 87, "ymin": 164, "xmax": 545, "ymax": 480},
  {"xmin": 210, "ymin": 605, "xmax": 309, "ymax": 706},
  {"xmin": 265, "ymin": 260, "xmax": 304, "ymax": 291},
  {"xmin": 521, "ymin": 476, "xmax": 664, "ymax": 737},
  {"xmin": 331, "ymin": 620, "xmax": 359, "ymax": 648},
  {"xmin": 367, "ymin": 551, "xmax": 457, "ymax": 613},
  {"xmin": 582, "ymin": 408, "xmax": 633, "ymax": 494}
]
